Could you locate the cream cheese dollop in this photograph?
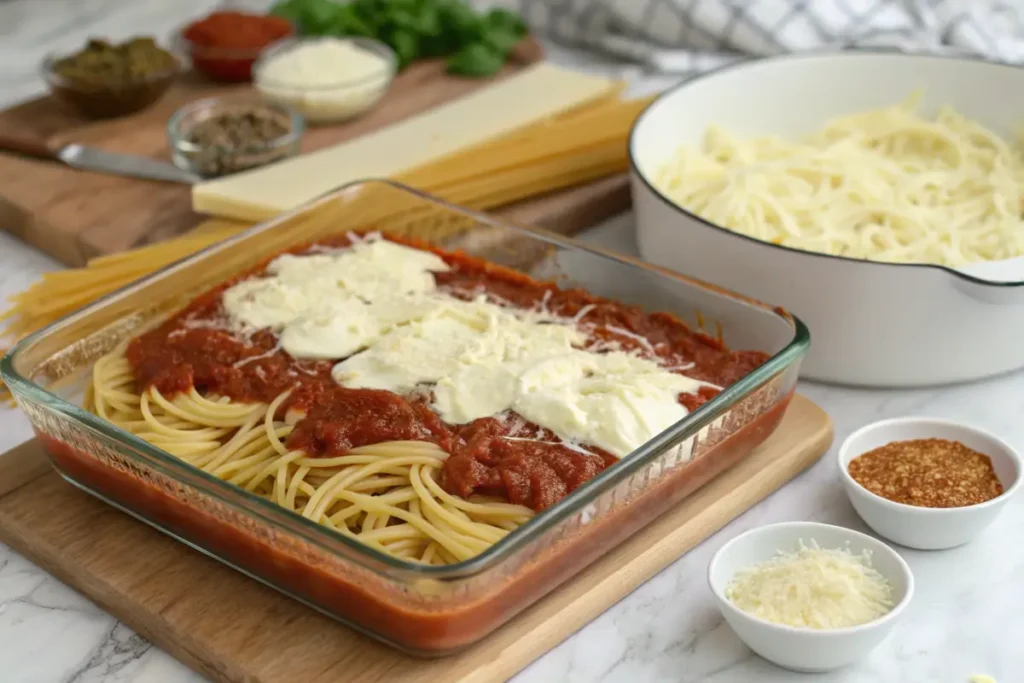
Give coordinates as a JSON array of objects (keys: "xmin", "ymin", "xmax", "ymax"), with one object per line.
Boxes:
[
  {"xmin": 220, "ymin": 234, "xmax": 716, "ymax": 458},
  {"xmin": 221, "ymin": 236, "xmax": 449, "ymax": 358}
]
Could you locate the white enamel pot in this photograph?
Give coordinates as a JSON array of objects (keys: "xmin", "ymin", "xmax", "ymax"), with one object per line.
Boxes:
[{"xmin": 629, "ymin": 50, "xmax": 1024, "ymax": 387}]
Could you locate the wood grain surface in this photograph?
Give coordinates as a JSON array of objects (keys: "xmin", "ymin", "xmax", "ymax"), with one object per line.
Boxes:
[
  {"xmin": 0, "ymin": 395, "xmax": 832, "ymax": 683},
  {"xmin": 0, "ymin": 55, "xmax": 630, "ymax": 267}
]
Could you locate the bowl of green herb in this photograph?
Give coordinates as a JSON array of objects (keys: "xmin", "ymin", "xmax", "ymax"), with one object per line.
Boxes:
[
  {"xmin": 268, "ymin": 0, "xmax": 537, "ymax": 77},
  {"xmin": 43, "ymin": 37, "xmax": 182, "ymax": 119}
]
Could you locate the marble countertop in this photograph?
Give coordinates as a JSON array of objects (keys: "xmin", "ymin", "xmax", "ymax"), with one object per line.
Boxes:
[{"xmin": 0, "ymin": 1, "xmax": 1021, "ymax": 681}]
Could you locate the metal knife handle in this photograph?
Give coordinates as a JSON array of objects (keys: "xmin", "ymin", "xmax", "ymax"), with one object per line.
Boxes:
[{"xmin": 0, "ymin": 130, "xmax": 56, "ymax": 160}]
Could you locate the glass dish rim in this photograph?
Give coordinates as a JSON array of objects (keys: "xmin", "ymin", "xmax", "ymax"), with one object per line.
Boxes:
[{"xmin": 1, "ymin": 179, "xmax": 810, "ymax": 580}]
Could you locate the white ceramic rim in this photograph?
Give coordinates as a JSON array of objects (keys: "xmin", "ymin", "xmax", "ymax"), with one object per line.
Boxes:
[
  {"xmin": 838, "ymin": 417, "xmax": 1024, "ymax": 515},
  {"xmin": 707, "ymin": 521, "xmax": 915, "ymax": 637},
  {"xmin": 627, "ymin": 48, "xmax": 1024, "ymax": 290}
]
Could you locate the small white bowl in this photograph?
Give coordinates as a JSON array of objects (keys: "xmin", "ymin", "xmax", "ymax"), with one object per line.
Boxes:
[
  {"xmin": 708, "ymin": 521, "xmax": 913, "ymax": 673},
  {"xmin": 838, "ymin": 417, "xmax": 1022, "ymax": 550}
]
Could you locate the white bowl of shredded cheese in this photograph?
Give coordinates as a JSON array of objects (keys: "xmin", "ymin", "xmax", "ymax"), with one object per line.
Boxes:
[
  {"xmin": 253, "ymin": 37, "xmax": 396, "ymax": 124},
  {"xmin": 708, "ymin": 521, "xmax": 914, "ymax": 673},
  {"xmin": 630, "ymin": 50, "xmax": 1024, "ymax": 387}
]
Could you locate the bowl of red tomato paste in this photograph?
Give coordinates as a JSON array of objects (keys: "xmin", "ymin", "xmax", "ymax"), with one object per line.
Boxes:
[{"xmin": 178, "ymin": 10, "xmax": 294, "ymax": 82}]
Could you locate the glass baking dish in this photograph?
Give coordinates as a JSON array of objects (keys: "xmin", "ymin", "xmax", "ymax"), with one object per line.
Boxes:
[{"xmin": 2, "ymin": 180, "xmax": 809, "ymax": 656}]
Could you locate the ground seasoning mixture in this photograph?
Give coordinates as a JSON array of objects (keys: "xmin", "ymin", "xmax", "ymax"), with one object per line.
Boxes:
[
  {"xmin": 183, "ymin": 106, "xmax": 294, "ymax": 176},
  {"xmin": 183, "ymin": 11, "xmax": 293, "ymax": 81},
  {"xmin": 183, "ymin": 11, "xmax": 292, "ymax": 51},
  {"xmin": 848, "ymin": 438, "xmax": 1003, "ymax": 508},
  {"xmin": 187, "ymin": 109, "xmax": 290, "ymax": 150}
]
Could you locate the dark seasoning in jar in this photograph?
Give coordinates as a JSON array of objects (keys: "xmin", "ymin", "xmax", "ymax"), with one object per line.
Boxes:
[
  {"xmin": 184, "ymin": 106, "xmax": 294, "ymax": 177},
  {"xmin": 49, "ymin": 38, "xmax": 179, "ymax": 118},
  {"xmin": 848, "ymin": 438, "xmax": 1004, "ymax": 508}
]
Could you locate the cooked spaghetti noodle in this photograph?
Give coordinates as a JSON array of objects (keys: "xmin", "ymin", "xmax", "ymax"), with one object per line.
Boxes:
[
  {"xmin": 84, "ymin": 233, "xmax": 769, "ymax": 565},
  {"xmin": 87, "ymin": 351, "xmax": 533, "ymax": 565},
  {"xmin": 654, "ymin": 94, "xmax": 1024, "ymax": 266}
]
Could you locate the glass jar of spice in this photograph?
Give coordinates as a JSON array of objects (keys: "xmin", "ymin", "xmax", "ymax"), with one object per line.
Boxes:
[
  {"xmin": 167, "ymin": 96, "xmax": 303, "ymax": 178},
  {"xmin": 177, "ymin": 11, "xmax": 294, "ymax": 82}
]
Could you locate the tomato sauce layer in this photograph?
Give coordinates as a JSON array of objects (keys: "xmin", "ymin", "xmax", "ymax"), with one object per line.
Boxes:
[{"xmin": 126, "ymin": 235, "xmax": 769, "ymax": 511}]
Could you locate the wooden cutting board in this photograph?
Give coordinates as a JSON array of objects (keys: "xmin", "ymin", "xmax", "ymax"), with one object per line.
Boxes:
[
  {"xmin": 0, "ymin": 52, "xmax": 631, "ymax": 267},
  {"xmin": 0, "ymin": 395, "xmax": 832, "ymax": 683}
]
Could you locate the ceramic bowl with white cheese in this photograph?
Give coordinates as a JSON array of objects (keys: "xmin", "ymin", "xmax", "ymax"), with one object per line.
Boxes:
[{"xmin": 707, "ymin": 521, "xmax": 913, "ymax": 673}]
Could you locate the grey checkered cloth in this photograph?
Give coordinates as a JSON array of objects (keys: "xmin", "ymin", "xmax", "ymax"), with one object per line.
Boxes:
[{"xmin": 485, "ymin": 0, "xmax": 1024, "ymax": 73}]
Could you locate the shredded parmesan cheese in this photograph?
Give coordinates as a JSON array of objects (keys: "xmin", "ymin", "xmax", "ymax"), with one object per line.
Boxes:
[
  {"xmin": 573, "ymin": 304, "xmax": 596, "ymax": 323},
  {"xmin": 602, "ymin": 324, "xmax": 657, "ymax": 353},
  {"xmin": 233, "ymin": 341, "xmax": 283, "ymax": 369},
  {"xmin": 725, "ymin": 539, "xmax": 895, "ymax": 629},
  {"xmin": 501, "ymin": 435, "xmax": 596, "ymax": 456}
]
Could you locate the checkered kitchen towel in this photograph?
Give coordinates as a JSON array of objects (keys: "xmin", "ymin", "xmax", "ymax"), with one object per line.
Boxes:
[{"xmin": 485, "ymin": 0, "xmax": 1024, "ymax": 74}]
